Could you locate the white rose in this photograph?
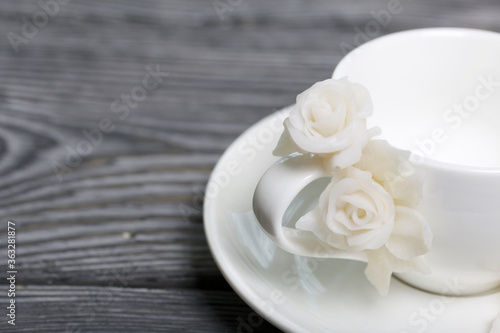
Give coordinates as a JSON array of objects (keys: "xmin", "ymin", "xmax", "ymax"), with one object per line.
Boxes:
[
  {"xmin": 355, "ymin": 139, "xmax": 424, "ymax": 208},
  {"xmin": 297, "ymin": 167, "xmax": 395, "ymax": 252},
  {"xmin": 296, "ymin": 166, "xmax": 432, "ymax": 295},
  {"xmin": 278, "ymin": 78, "xmax": 377, "ymax": 169}
]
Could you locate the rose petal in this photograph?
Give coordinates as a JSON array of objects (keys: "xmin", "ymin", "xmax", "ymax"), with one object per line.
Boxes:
[
  {"xmin": 287, "ymin": 120, "xmax": 352, "ymax": 153},
  {"xmin": 336, "ymin": 203, "xmax": 377, "ymax": 231},
  {"xmin": 341, "ymin": 192, "xmax": 374, "ymax": 212},
  {"xmin": 295, "ymin": 208, "xmax": 321, "ymax": 233},
  {"xmin": 346, "ymin": 167, "xmax": 395, "ymax": 226},
  {"xmin": 386, "ymin": 206, "xmax": 433, "ymax": 260},
  {"xmin": 272, "ymin": 128, "xmax": 299, "ymax": 157},
  {"xmin": 364, "ymin": 246, "xmax": 431, "ymax": 296},
  {"xmin": 324, "ymin": 178, "xmax": 359, "ymax": 229},
  {"xmin": 345, "ymin": 203, "xmax": 373, "ymax": 227},
  {"xmin": 391, "ymin": 253, "xmax": 431, "ymax": 275},
  {"xmin": 355, "ymin": 139, "xmax": 422, "ymax": 207},
  {"xmin": 353, "ymin": 209, "xmax": 373, "ymax": 226},
  {"xmin": 311, "ymin": 99, "xmax": 331, "ymax": 122},
  {"xmin": 333, "ymin": 210, "xmax": 356, "ymax": 235},
  {"xmin": 296, "ymin": 208, "xmax": 347, "ymax": 249},
  {"xmin": 347, "ymin": 221, "xmax": 392, "ymax": 250},
  {"xmin": 326, "ymin": 122, "xmax": 374, "ymax": 169},
  {"xmin": 312, "ymin": 105, "xmax": 346, "ymax": 137},
  {"xmin": 356, "ymin": 140, "xmax": 397, "ymax": 181},
  {"xmin": 349, "ymin": 81, "xmax": 374, "ymax": 119},
  {"xmin": 365, "ymin": 249, "xmax": 393, "ymax": 296},
  {"xmin": 340, "ymin": 193, "xmax": 379, "ymax": 228}
]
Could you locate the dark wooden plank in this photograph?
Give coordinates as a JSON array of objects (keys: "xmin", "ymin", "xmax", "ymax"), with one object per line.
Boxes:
[{"xmin": 0, "ymin": 285, "xmax": 280, "ymax": 332}]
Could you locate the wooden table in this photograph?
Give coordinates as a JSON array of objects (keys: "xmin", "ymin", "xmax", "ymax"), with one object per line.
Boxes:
[{"xmin": 0, "ymin": 1, "xmax": 499, "ymax": 332}]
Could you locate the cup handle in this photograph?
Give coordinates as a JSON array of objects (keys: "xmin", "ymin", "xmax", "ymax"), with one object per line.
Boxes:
[
  {"xmin": 252, "ymin": 153, "xmax": 331, "ymax": 257},
  {"xmin": 253, "ymin": 153, "xmax": 369, "ymax": 262}
]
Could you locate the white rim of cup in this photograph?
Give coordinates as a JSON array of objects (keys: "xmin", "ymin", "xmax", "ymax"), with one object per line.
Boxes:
[{"xmin": 333, "ymin": 27, "xmax": 500, "ymax": 175}]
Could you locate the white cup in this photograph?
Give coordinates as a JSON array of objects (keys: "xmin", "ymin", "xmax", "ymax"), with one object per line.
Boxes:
[{"xmin": 253, "ymin": 28, "xmax": 500, "ymax": 295}]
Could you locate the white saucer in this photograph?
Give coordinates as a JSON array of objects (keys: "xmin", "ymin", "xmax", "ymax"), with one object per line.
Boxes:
[{"xmin": 203, "ymin": 108, "xmax": 500, "ymax": 333}]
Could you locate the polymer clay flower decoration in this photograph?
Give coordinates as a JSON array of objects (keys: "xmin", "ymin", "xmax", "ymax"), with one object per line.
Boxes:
[
  {"xmin": 274, "ymin": 77, "xmax": 380, "ymax": 169},
  {"xmin": 274, "ymin": 78, "xmax": 433, "ymax": 295}
]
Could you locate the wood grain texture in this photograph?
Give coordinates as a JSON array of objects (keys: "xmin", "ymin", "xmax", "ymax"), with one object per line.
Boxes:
[{"xmin": 0, "ymin": 0, "xmax": 499, "ymax": 331}]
